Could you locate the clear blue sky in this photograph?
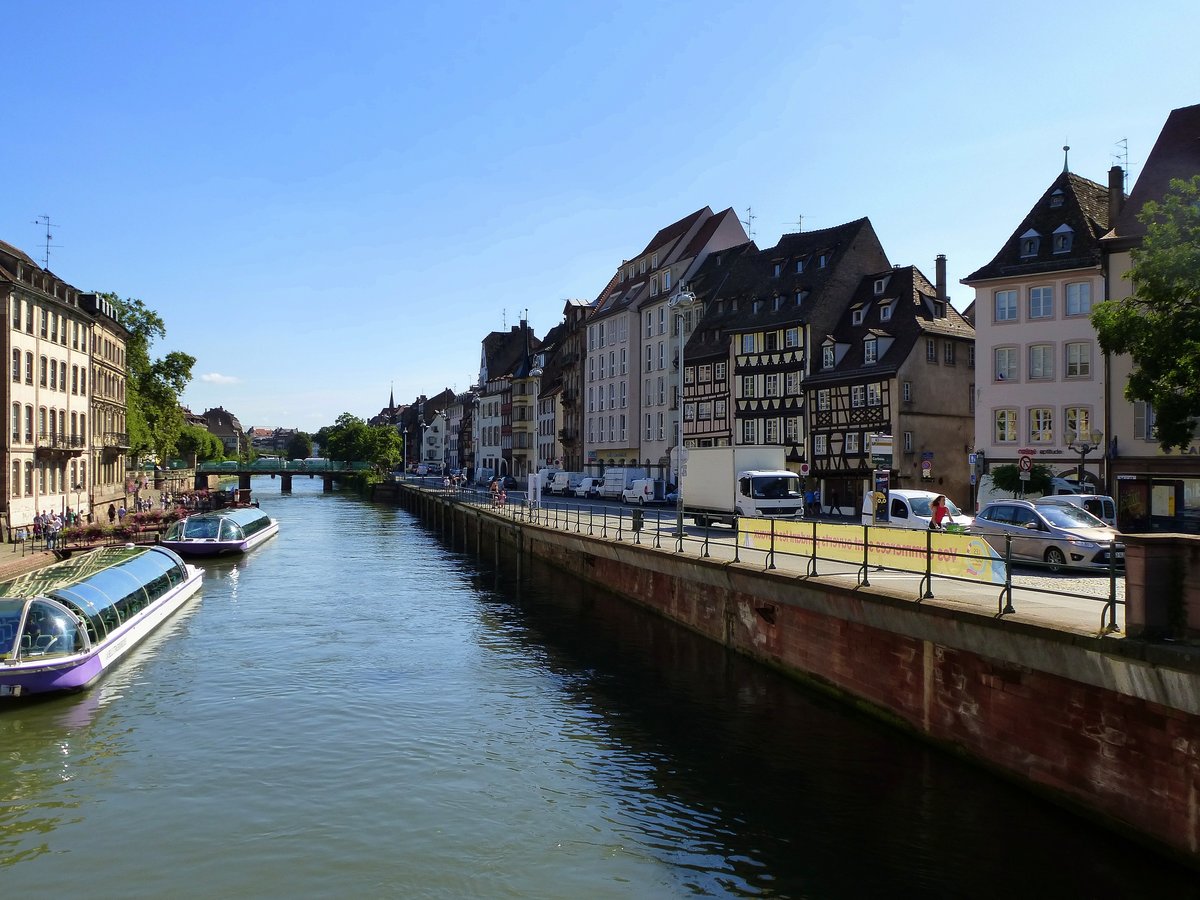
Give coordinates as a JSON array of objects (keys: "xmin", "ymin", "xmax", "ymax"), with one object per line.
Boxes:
[{"xmin": 3, "ymin": 1, "xmax": 1196, "ymax": 432}]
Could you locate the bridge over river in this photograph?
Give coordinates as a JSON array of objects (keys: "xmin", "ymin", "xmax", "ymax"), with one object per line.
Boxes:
[{"xmin": 195, "ymin": 459, "xmax": 375, "ymax": 492}]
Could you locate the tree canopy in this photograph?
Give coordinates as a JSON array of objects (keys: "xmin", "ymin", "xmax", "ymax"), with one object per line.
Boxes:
[
  {"xmin": 102, "ymin": 293, "xmax": 196, "ymax": 463},
  {"xmin": 176, "ymin": 424, "xmax": 224, "ymax": 464},
  {"xmin": 1092, "ymin": 175, "xmax": 1200, "ymax": 451},
  {"xmin": 286, "ymin": 431, "xmax": 314, "ymax": 460},
  {"xmin": 319, "ymin": 413, "xmax": 403, "ymax": 468}
]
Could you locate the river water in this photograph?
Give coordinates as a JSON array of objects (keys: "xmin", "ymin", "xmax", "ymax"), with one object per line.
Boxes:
[{"xmin": 0, "ymin": 477, "xmax": 1196, "ymax": 898}]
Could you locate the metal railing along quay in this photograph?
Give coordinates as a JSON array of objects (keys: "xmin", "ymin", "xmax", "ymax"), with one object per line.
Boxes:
[{"xmin": 405, "ymin": 478, "xmax": 1124, "ymax": 638}]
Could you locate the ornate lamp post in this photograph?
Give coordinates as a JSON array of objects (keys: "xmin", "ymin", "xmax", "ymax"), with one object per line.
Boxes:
[
  {"xmin": 1065, "ymin": 428, "xmax": 1103, "ymax": 488},
  {"xmin": 669, "ymin": 289, "xmax": 699, "ymax": 544}
]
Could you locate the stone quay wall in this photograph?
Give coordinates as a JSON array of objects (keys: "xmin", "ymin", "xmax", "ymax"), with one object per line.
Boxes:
[{"xmin": 395, "ymin": 484, "xmax": 1200, "ymax": 865}]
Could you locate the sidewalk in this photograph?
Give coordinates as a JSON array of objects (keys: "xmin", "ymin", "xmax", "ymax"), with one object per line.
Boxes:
[{"xmin": 0, "ymin": 545, "xmax": 59, "ymax": 582}]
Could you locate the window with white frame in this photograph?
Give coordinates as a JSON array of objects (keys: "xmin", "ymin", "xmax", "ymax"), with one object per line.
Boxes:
[
  {"xmin": 651, "ymin": 275, "xmax": 660, "ymax": 294},
  {"xmin": 786, "ymin": 371, "xmax": 800, "ymax": 394},
  {"xmin": 785, "ymin": 327, "xmax": 799, "ymax": 348},
  {"xmin": 742, "ymin": 375, "xmax": 756, "ymax": 398},
  {"xmin": 944, "ymin": 342, "xmax": 955, "ymax": 365},
  {"xmin": 765, "ymin": 419, "xmax": 779, "ymax": 443},
  {"xmin": 663, "ymin": 270, "xmax": 671, "ymax": 291},
  {"xmin": 1066, "ymin": 282, "xmax": 1092, "ymax": 316},
  {"xmin": 851, "ymin": 385, "xmax": 865, "ymax": 408},
  {"xmin": 1029, "ymin": 286, "xmax": 1054, "ymax": 318},
  {"xmin": 994, "ymin": 290, "xmax": 1017, "ymax": 322},
  {"xmin": 994, "ymin": 409, "xmax": 1017, "ymax": 442},
  {"xmin": 620, "ymin": 348, "xmax": 627, "ymax": 374},
  {"xmin": 765, "ymin": 331, "xmax": 779, "ymax": 352},
  {"xmin": 817, "ymin": 390, "xmax": 830, "ymax": 411},
  {"xmin": 1029, "ymin": 407, "xmax": 1054, "ymax": 442},
  {"xmin": 845, "ymin": 432, "xmax": 859, "ymax": 454},
  {"xmin": 852, "ymin": 307, "xmax": 865, "ymax": 326},
  {"xmin": 598, "ymin": 322, "xmax": 606, "ymax": 346},
  {"xmin": 903, "ymin": 381, "xmax": 912, "ymax": 402},
  {"xmin": 608, "ymin": 384, "xmax": 615, "ymax": 408},
  {"xmin": 658, "ymin": 306, "xmax": 666, "ymax": 334},
  {"xmin": 864, "ymin": 337, "xmax": 878, "ymax": 364},
  {"xmin": 867, "ymin": 383, "xmax": 881, "ymax": 406},
  {"xmin": 814, "ymin": 434, "xmax": 827, "ymax": 455},
  {"xmin": 1066, "ymin": 342, "xmax": 1091, "ymax": 377},
  {"xmin": 1029, "ymin": 344, "xmax": 1054, "ymax": 379},
  {"xmin": 926, "ymin": 338, "xmax": 936, "ymax": 362},
  {"xmin": 995, "ymin": 346, "xmax": 1017, "ymax": 382},
  {"xmin": 657, "ymin": 376, "xmax": 665, "ymax": 405},
  {"xmin": 741, "ymin": 333, "xmax": 756, "ymax": 353},
  {"xmin": 765, "ymin": 373, "xmax": 780, "ymax": 397},
  {"xmin": 1065, "ymin": 406, "xmax": 1091, "ymax": 438},
  {"xmin": 823, "ymin": 345, "xmax": 834, "ymax": 368},
  {"xmin": 698, "ymin": 400, "xmax": 712, "ymax": 420},
  {"xmin": 645, "ymin": 345, "xmax": 653, "ymax": 372},
  {"xmin": 785, "ymin": 417, "xmax": 798, "ymax": 442},
  {"xmin": 599, "ymin": 355, "xmax": 606, "ymax": 379},
  {"xmin": 645, "ymin": 311, "xmax": 653, "ymax": 338},
  {"xmin": 657, "ymin": 412, "xmax": 664, "ymax": 440},
  {"xmin": 683, "ymin": 402, "xmax": 695, "ymax": 422},
  {"xmin": 1134, "ymin": 401, "xmax": 1156, "ymax": 440},
  {"xmin": 742, "ymin": 419, "xmax": 757, "ymax": 444},
  {"xmin": 588, "ymin": 387, "xmax": 594, "ymax": 411},
  {"xmin": 715, "ymin": 362, "xmax": 725, "ymax": 380},
  {"xmin": 699, "ymin": 364, "xmax": 712, "ymax": 383},
  {"xmin": 657, "ymin": 341, "xmax": 665, "ymax": 370},
  {"xmin": 645, "ymin": 414, "xmax": 652, "ymax": 439},
  {"xmin": 620, "ymin": 382, "xmax": 626, "ymax": 407},
  {"xmin": 880, "ymin": 303, "xmax": 892, "ymax": 322},
  {"xmin": 715, "ymin": 399, "xmax": 726, "ymax": 418}
]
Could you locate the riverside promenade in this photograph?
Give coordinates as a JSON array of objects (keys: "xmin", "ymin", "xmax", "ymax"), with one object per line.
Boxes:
[{"xmin": 387, "ymin": 480, "xmax": 1200, "ymax": 867}]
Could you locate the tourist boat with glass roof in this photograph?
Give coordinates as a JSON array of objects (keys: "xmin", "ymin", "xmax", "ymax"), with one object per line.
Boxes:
[
  {"xmin": 159, "ymin": 506, "xmax": 279, "ymax": 557},
  {"xmin": 0, "ymin": 545, "xmax": 205, "ymax": 698}
]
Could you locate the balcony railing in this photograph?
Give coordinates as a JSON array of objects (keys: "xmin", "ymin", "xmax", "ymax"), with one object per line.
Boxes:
[
  {"xmin": 36, "ymin": 433, "xmax": 86, "ymax": 453},
  {"xmin": 103, "ymin": 431, "xmax": 131, "ymax": 449}
]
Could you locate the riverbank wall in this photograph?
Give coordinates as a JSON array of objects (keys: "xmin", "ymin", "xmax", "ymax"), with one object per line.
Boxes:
[{"xmin": 389, "ymin": 483, "xmax": 1200, "ymax": 865}]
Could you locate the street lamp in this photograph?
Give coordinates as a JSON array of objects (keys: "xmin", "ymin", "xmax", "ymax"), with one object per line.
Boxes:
[
  {"xmin": 1065, "ymin": 428, "xmax": 1103, "ymax": 489},
  {"xmin": 669, "ymin": 289, "xmax": 699, "ymax": 543}
]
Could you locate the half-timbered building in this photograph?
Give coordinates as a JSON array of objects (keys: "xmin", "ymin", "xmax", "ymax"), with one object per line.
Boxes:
[{"xmin": 805, "ymin": 258, "xmax": 975, "ymax": 514}]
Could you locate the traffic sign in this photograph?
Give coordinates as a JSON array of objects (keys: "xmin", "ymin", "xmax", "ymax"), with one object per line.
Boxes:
[
  {"xmin": 1018, "ymin": 455, "xmax": 1032, "ymax": 471},
  {"xmin": 799, "ymin": 463, "xmax": 810, "ymax": 476}
]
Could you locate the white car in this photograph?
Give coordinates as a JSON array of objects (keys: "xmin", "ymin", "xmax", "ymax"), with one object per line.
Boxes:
[
  {"xmin": 862, "ymin": 489, "xmax": 972, "ymax": 530},
  {"xmin": 620, "ymin": 478, "xmax": 667, "ymax": 505},
  {"xmin": 573, "ymin": 477, "xmax": 603, "ymax": 499}
]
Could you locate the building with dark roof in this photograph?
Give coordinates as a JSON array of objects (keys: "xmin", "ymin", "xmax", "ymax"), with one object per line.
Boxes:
[
  {"xmin": 1100, "ymin": 103, "xmax": 1200, "ymax": 531},
  {"xmin": 806, "ymin": 259, "xmax": 975, "ymax": 511},
  {"xmin": 201, "ymin": 406, "xmax": 246, "ymax": 457},
  {"xmin": 963, "ymin": 162, "xmax": 1117, "ymax": 506}
]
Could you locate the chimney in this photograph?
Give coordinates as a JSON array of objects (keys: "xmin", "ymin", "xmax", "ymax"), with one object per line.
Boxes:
[
  {"xmin": 935, "ymin": 254, "xmax": 947, "ymax": 302},
  {"xmin": 1108, "ymin": 165, "xmax": 1125, "ymax": 227}
]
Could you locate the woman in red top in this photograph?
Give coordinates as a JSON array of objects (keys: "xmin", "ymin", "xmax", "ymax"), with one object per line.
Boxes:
[{"xmin": 930, "ymin": 495, "xmax": 950, "ymax": 530}]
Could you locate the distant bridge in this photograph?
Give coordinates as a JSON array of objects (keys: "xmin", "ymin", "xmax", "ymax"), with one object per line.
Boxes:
[{"xmin": 195, "ymin": 459, "xmax": 376, "ymax": 493}]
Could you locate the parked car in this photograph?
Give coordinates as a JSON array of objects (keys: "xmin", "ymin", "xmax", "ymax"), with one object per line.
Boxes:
[
  {"xmin": 861, "ymin": 489, "xmax": 972, "ymax": 530},
  {"xmin": 1034, "ymin": 494, "xmax": 1117, "ymax": 527},
  {"xmin": 574, "ymin": 476, "xmax": 603, "ymax": 499},
  {"xmin": 621, "ymin": 478, "xmax": 668, "ymax": 505},
  {"xmin": 973, "ymin": 499, "xmax": 1123, "ymax": 572}
]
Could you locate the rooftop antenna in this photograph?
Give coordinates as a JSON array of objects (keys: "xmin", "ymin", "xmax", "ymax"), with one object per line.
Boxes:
[
  {"xmin": 1113, "ymin": 138, "xmax": 1131, "ymax": 191},
  {"xmin": 32, "ymin": 214, "xmax": 60, "ymax": 269},
  {"xmin": 502, "ymin": 308, "xmax": 507, "ymax": 329},
  {"xmin": 740, "ymin": 206, "xmax": 756, "ymax": 239},
  {"xmin": 784, "ymin": 214, "xmax": 804, "ymax": 232}
]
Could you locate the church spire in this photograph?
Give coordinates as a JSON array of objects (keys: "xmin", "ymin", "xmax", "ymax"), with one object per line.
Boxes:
[{"xmin": 1063, "ymin": 144, "xmax": 1070, "ymax": 173}]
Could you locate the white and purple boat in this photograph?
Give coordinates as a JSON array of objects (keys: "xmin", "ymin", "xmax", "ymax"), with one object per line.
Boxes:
[
  {"xmin": 159, "ymin": 507, "xmax": 279, "ymax": 557},
  {"xmin": 0, "ymin": 545, "xmax": 204, "ymax": 698}
]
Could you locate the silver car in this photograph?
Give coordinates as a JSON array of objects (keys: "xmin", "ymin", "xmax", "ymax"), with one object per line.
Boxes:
[{"xmin": 973, "ymin": 499, "xmax": 1123, "ymax": 573}]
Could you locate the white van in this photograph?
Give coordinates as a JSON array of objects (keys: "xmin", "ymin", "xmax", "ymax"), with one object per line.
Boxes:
[
  {"xmin": 621, "ymin": 478, "xmax": 667, "ymax": 505},
  {"xmin": 597, "ymin": 468, "xmax": 640, "ymax": 499},
  {"xmin": 574, "ymin": 477, "xmax": 603, "ymax": 499},
  {"xmin": 548, "ymin": 471, "xmax": 585, "ymax": 496},
  {"xmin": 1034, "ymin": 494, "xmax": 1117, "ymax": 527},
  {"xmin": 862, "ymin": 489, "xmax": 972, "ymax": 530}
]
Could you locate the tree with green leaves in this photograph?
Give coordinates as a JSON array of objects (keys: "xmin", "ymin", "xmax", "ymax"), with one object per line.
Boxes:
[
  {"xmin": 286, "ymin": 431, "xmax": 313, "ymax": 461},
  {"xmin": 101, "ymin": 293, "xmax": 196, "ymax": 463},
  {"xmin": 176, "ymin": 424, "xmax": 225, "ymax": 465},
  {"xmin": 988, "ymin": 462, "xmax": 1053, "ymax": 497},
  {"xmin": 320, "ymin": 413, "xmax": 403, "ymax": 468},
  {"xmin": 1092, "ymin": 175, "xmax": 1200, "ymax": 451}
]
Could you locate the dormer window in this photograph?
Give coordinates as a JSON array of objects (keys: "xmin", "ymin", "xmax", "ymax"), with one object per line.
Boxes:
[
  {"xmin": 818, "ymin": 253, "xmax": 828, "ymax": 268},
  {"xmin": 864, "ymin": 337, "xmax": 878, "ymax": 365},
  {"xmin": 651, "ymin": 252, "xmax": 658, "ymax": 269},
  {"xmin": 852, "ymin": 306, "xmax": 865, "ymax": 326},
  {"xmin": 651, "ymin": 275, "xmax": 659, "ymax": 294},
  {"xmin": 752, "ymin": 299, "xmax": 763, "ymax": 314},
  {"xmin": 796, "ymin": 259, "xmax": 805, "ymax": 273},
  {"xmin": 933, "ymin": 301, "xmax": 945, "ymax": 317},
  {"xmin": 1050, "ymin": 189, "xmax": 1065, "ymax": 208},
  {"xmin": 773, "ymin": 262, "xmax": 782, "ymax": 277},
  {"xmin": 639, "ymin": 259, "xmax": 647, "ymax": 275},
  {"xmin": 663, "ymin": 270, "xmax": 671, "ymax": 291},
  {"xmin": 1019, "ymin": 230, "xmax": 1040, "ymax": 258},
  {"xmin": 795, "ymin": 290, "xmax": 808, "ymax": 306},
  {"xmin": 880, "ymin": 303, "xmax": 893, "ymax": 322},
  {"xmin": 873, "ymin": 278, "xmax": 888, "ymax": 295},
  {"xmin": 619, "ymin": 268, "xmax": 625, "ymax": 283},
  {"xmin": 1053, "ymin": 224, "xmax": 1074, "ymax": 254},
  {"xmin": 822, "ymin": 344, "xmax": 835, "ymax": 369},
  {"xmin": 773, "ymin": 295, "xmax": 784, "ymax": 311}
]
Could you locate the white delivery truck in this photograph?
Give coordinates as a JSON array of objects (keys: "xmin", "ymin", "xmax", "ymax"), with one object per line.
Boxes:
[
  {"xmin": 680, "ymin": 447, "xmax": 803, "ymax": 528},
  {"xmin": 597, "ymin": 467, "xmax": 643, "ymax": 499}
]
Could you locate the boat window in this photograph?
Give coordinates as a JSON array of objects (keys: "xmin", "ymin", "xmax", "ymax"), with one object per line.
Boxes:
[
  {"xmin": 0, "ymin": 598, "xmax": 25, "ymax": 659},
  {"xmin": 21, "ymin": 599, "xmax": 84, "ymax": 657}
]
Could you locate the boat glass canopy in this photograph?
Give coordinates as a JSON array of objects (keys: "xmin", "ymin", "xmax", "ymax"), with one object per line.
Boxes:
[{"xmin": 164, "ymin": 508, "xmax": 273, "ymax": 542}]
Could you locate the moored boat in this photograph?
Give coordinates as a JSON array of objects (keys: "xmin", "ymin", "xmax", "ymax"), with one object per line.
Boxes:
[
  {"xmin": 0, "ymin": 545, "xmax": 205, "ymax": 698},
  {"xmin": 160, "ymin": 507, "xmax": 279, "ymax": 557}
]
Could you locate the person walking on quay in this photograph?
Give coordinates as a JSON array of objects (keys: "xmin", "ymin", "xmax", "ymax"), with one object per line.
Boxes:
[
  {"xmin": 829, "ymin": 490, "xmax": 840, "ymax": 518},
  {"xmin": 107, "ymin": 503, "xmax": 116, "ymax": 525},
  {"xmin": 929, "ymin": 495, "xmax": 949, "ymax": 530}
]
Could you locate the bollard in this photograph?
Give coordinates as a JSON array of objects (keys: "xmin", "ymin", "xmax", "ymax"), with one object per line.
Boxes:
[{"xmin": 631, "ymin": 508, "xmax": 644, "ymax": 532}]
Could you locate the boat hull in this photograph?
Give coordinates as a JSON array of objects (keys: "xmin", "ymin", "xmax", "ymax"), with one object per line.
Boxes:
[{"xmin": 0, "ymin": 566, "xmax": 204, "ymax": 698}]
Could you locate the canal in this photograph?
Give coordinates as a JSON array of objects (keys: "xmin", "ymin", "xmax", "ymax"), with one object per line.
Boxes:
[{"xmin": 1, "ymin": 477, "xmax": 1196, "ymax": 897}]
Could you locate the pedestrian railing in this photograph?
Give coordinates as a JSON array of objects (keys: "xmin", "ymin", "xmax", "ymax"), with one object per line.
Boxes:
[{"xmin": 415, "ymin": 480, "xmax": 1124, "ymax": 636}]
